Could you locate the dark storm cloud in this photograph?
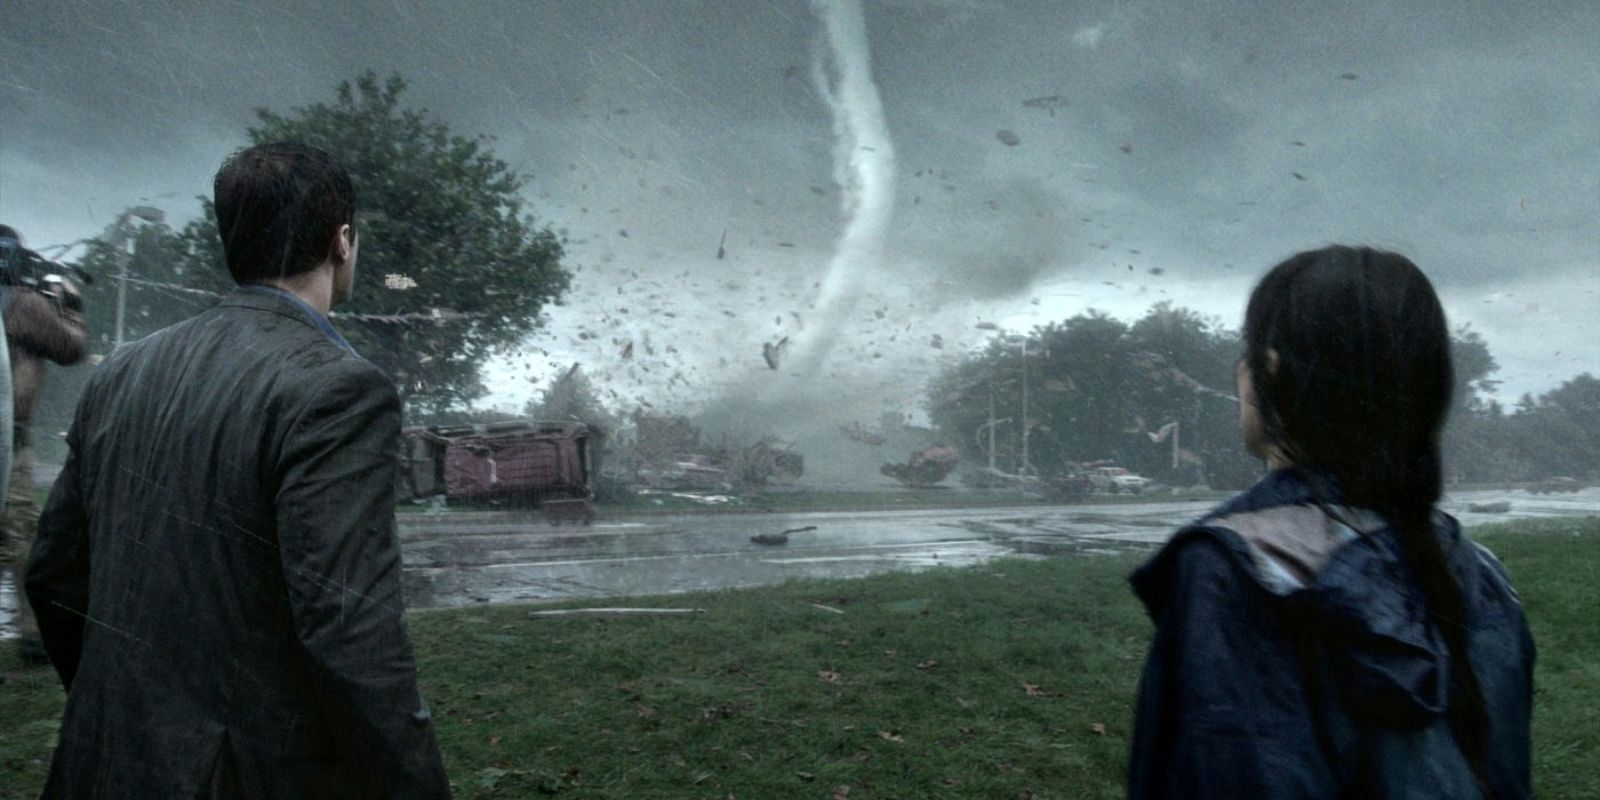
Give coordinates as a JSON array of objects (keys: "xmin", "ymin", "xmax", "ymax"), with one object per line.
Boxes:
[
  {"xmin": 2, "ymin": 0, "xmax": 1596, "ymax": 406},
  {"xmin": 896, "ymin": 176, "xmax": 1081, "ymax": 301}
]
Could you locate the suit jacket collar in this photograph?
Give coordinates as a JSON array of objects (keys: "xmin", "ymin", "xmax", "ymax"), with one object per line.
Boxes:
[{"xmin": 222, "ymin": 284, "xmax": 357, "ymax": 355}]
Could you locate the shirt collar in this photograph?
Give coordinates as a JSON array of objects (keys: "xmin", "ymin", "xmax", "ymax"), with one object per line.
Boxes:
[{"xmin": 236, "ymin": 283, "xmax": 357, "ymax": 355}]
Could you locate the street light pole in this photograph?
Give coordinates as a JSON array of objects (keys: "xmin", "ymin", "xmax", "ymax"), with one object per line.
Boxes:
[{"xmin": 1019, "ymin": 338, "xmax": 1031, "ymax": 476}]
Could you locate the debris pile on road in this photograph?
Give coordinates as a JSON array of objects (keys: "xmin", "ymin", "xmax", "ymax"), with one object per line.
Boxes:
[{"xmin": 880, "ymin": 444, "xmax": 960, "ymax": 487}]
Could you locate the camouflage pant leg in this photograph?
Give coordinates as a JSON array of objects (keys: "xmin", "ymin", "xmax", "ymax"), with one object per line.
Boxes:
[{"xmin": 2, "ymin": 447, "xmax": 39, "ymax": 641}]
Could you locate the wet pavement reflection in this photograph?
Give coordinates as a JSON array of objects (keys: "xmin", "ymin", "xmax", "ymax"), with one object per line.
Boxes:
[{"xmin": 4, "ymin": 488, "xmax": 1597, "ymax": 636}]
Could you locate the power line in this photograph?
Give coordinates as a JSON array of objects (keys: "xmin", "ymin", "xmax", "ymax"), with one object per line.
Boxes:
[{"xmin": 116, "ymin": 276, "xmax": 488, "ymax": 323}]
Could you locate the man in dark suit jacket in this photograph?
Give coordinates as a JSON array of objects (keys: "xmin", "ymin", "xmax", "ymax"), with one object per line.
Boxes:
[{"xmin": 26, "ymin": 143, "xmax": 450, "ymax": 798}]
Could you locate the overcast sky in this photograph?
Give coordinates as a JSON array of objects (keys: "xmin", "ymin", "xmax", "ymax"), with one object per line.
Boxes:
[{"xmin": 3, "ymin": 0, "xmax": 1596, "ymax": 423}]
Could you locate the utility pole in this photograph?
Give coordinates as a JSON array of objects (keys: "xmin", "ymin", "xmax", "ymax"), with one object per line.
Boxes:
[
  {"xmin": 1018, "ymin": 337, "xmax": 1031, "ymax": 476},
  {"xmin": 987, "ymin": 391, "xmax": 997, "ymax": 471},
  {"xmin": 112, "ymin": 206, "xmax": 166, "ymax": 349}
]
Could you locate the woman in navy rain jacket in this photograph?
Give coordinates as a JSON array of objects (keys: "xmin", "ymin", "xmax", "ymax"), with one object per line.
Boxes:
[{"xmin": 1127, "ymin": 246, "xmax": 1534, "ymax": 799}]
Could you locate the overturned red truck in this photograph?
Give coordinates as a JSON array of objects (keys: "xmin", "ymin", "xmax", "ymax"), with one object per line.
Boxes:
[{"xmin": 398, "ymin": 420, "xmax": 599, "ymax": 523}]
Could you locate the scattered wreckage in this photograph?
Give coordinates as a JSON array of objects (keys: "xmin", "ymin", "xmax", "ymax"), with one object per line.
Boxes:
[{"xmin": 880, "ymin": 444, "xmax": 960, "ymax": 487}]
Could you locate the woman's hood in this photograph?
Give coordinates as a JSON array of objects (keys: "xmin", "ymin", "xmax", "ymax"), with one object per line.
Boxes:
[{"xmin": 1132, "ymin": 468, "xmax": 1496, "ymax": 728}]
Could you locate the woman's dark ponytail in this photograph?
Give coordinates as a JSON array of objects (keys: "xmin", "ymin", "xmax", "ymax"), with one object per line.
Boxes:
[
  {"xmin": 1384, "ymin": 448, "xmax": 1494, "ymax": 799},
  {"xmin": 1244, "ymin": 246, "xmax": 1494, "ymax": 796}
]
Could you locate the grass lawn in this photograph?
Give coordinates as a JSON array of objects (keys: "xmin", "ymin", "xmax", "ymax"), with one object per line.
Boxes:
[{"xmin": 2, "ymin": 518, "xmax": 1596, "ymax": 798}]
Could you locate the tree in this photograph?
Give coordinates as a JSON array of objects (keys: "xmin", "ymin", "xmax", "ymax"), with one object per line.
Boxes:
[
  {"xmin": 186, "ymin": 71, "xmax": 569, "ymax": 414},
  {"xmin": 524, "ymin": 365, "xmax": 619, "ymax": 434},
  {"xmin": 72, "ymin": 215, "xmax": 235, "ymax": 350},
  {"xmin": 1508, "ymin": 374, "xmax": 1600, "ymax": 480},
  {"xmin": 30, "ymin": 216, "xmax": 229, "ymax": 462},
  {"xmin": 928, "ymin": 306, "xmax": 1254, "ymax": 488},
  {"xmin": 1441, "ymin": 326, "xmax": 1509, "ymax": 482}
]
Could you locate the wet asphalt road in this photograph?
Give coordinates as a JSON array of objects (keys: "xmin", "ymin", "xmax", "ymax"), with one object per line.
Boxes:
[
  {"xmin": 4, "ymin": 488, "xmax": 1598, "ymax": 636},
  {"xmin": 395, "ymin": 487, "xmax": 1600, "ymax": 610}
]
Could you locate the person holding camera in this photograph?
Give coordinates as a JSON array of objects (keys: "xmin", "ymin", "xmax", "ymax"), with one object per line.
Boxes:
[
  {"xmin": 0, "ymin": 224, "xmax": 86, "ymax": 665},
  {"xmin": 25, "ymin": 145, "xmax": 448, "ymax": 798}
]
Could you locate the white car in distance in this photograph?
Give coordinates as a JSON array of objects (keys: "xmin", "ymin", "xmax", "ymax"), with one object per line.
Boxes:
[{"xmin": 1085, "ymin": 466, "xmax": 1152, "ymax": 494}]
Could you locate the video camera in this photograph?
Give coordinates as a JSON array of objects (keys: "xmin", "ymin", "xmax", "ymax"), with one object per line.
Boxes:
[{"xmin": 0, "ymin": 233, "xmax": 92, "ymax": 313}]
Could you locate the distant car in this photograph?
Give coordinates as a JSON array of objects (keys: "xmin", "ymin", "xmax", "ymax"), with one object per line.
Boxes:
[
  {"xmin": 1085, "ymin": 466, "xmax": 1152, "ymax": 494},
  {"xmin": 1040, "ymin": 473, "xmax": 1095, "ymax": 500},
  {"xmin": 1528, "ymin": 477, "xmax": 1582, "ymax": 495}
]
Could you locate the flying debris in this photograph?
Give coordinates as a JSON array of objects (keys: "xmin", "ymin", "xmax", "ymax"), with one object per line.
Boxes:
[
  {"xmin": 1148, "ymin": 267, "xmax": 1165, "ymax": 276},
  {"xmin": 1021, "ymin": 94, "xmax": 1070, "ymax": 116},
  {"xmin": 1339, "ymin": 72, "xmax": 1359, "ymax": 80},
  {"xmin": 996, "ymin": 129, "xmax": 1022, "ymax": 147},
  {"xmin": 1291, "ymin": 140, "xmax": 1307, "ymax": 147},
  {"xmin": 1119, "ymin": 142, "xmax": 1133, "ymax": 154},
  {"xmin": 762, "ymin": 337, "xmax": 790, "ymax": 369},
  {"xmin": 930, "ymin": 334, "xmax": 944, "ymax": 349},
  {"xmin": 975, "ymin": 321, "xmax": 999, "ymax": 331},
  {"xmin": 621, "ymin": 341, "xmax": 634, "ymax": 360},
  {"xmin": 1292, "ymin": 172, "xmax": 1307, "ymax": 181},
  {"xmin": 717, "ymin": 229, "xmax": 727, "ymax": 260},
  {"xmin": 840, "ymin": 422, "xmax": 887, "ymax": 446}
]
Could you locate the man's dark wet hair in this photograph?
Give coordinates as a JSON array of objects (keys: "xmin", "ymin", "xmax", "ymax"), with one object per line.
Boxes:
[
  {"xmin": 1243, "ymin": 245, "xmax": 1492, "ymax": 795},
  {"xmin": 213, "ymin": 142, "xmax": 356, "ymax": 284}
]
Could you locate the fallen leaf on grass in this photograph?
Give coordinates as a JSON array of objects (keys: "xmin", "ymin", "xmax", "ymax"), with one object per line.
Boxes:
[
  {"xmin": 833, "ymin": 785, "xmax": 851, "ymax": 800},
  {"xmin": 635, "ymin": 704, "xmax": 658, "ymax": 719},
  {"xmin": 488, "ymin": 735, "xmax": 501, "ymax": 746},
  {"xmin": 701, "ymin": 703, "xmax": 739, "ymax": 721},
  {"xmin": 1091, "ymin": 723, "xmax": 1107, "ymax": 735},
  {"xmin": 796, "ymin": 771, "xmax": 816, "ymax": 782},
  {"xmin": 955, "ymin": 696, "xmax": 975, "ymax": 709},
  {"xmin": 1017, "ymin": 790, "xmax": 1038, "ymax": 800},
  {"xmin": 878, "ymin": 730, "xmax": 904, "ymax": 742},
  {"xmin": 476, "ymin": 767, "xmax": 518, "ymax": 790},
  {"xmin": 818, "ymin": 670, "xmax": 842, "ymax": 683},
  {"xmin": 1021, "ymin": 682, "xmax": 1056, "ymax": 698},
  {"xmin": 916, "ymin": 659, "xmax": 939, "ymax": 670}
]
